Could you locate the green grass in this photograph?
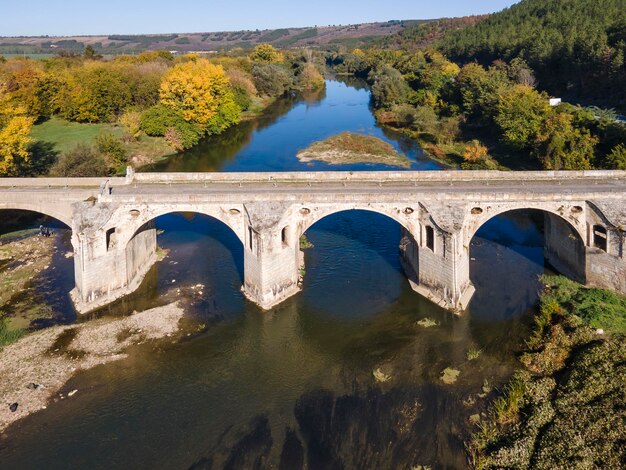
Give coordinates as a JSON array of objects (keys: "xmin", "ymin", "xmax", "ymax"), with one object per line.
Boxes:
[
  {"xmin": 31, "ymin": 116, "xmax": 175, "ymax": 167},
  {"xmin": 0, "ymin": 317, "xmax": 25, "ymax": 349},
  {"xmin": 31, "ymin": 117, "xmax": 123, "ymax": 155},
  {"xmin": 541, "ymin": 275, "xmax": 626, "ymax": 335}
]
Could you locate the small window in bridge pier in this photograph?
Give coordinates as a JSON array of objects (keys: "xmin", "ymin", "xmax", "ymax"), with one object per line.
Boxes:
[
  {"xmin": 248, "ymin": 227, "xmax": 254, "ymax": 252},
  {"xmin": 106, "ymin": 228, "xmax": 116, "ymax": 251},
  {"xmin": 281, "ymin": 226, "xmax": 289, "ymax": 247},
  {"xmin": 593, "ymin": 225, "xmax": 608, "ymax": 252},
  {"xmin": 426, "ymin": 226, "xmax": 435, "ymax": 252}
]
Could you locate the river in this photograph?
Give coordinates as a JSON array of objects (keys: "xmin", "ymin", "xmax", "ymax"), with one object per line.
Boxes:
[{"xmin": 0, "ymin": 80, "xmax": 552, "ymax": 469}]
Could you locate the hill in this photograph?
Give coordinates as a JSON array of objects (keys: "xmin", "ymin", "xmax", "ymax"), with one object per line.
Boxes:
[
  {"xmin": 376, "ymin": 15, "xmax": 489, "ymax": 51},
  {"xmin": 0, "ymin": 21, "xmax": 421, "ymax": 56},
  {"xmin": 438, "ymin": 0, "xmax": 626, "ymax": 106}
]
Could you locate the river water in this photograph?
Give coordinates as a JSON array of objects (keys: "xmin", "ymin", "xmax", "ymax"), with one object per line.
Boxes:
[{"xmin": 0, "ymin": 80, "xmax": 551, "ymax": 469}]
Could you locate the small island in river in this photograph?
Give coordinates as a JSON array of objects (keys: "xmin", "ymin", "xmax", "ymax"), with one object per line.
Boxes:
[{"xmin": 296, "ymin": 132, "xmax": 412, "ymax": 168}]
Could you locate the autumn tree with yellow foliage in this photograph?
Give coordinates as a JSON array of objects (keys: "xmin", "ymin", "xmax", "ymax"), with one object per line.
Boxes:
[
  {"xmin": 250, "ymin": 44, "xmax": 284, "ymax": 63},
  {"xmin": 0, "ymin": 85, "xmax": 34, "ymax": 176},
  {"xmin": 159, "ymin": 59, "xmax": 240, "ymax": 136}
]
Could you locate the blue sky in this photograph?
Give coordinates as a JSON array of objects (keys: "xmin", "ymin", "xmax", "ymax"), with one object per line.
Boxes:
[{"xmin": 0, "ymin": 1, "xmax": 519, "ymax": 36}]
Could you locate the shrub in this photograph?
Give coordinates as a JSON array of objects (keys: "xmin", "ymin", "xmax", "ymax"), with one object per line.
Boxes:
[
  {"xmin": 119, "ymin": 110, "xmax": 142, "ymax": 140},
  {"xmin": 49, "ymin": 144, "xmax": 108, "ymax": 177},
  {"xmin": 436, "ymin": 115, "xmax": 462, "ymax": 144},
  {"xmin": 389, "ymin": 104, "xmax": 419, "ymax": 128},
  {"xmin": 226, "ymin": 67, "xmax": 258, "ymax": 96},
  {"xmin": 231, "ymin": 87, "xmax": 252, "ymax": 111},
  {"xmin": 140, "ymin": 104, "xmax": 201, "ymax": 148},
  {"xmin": 606, "ymin": 143, "xmax": 626, "ymax": 170},
  {"xmin": 95, "ymin": 132, "xmax": 128, "ymax": 167},
  {"xmin": 463, "ymin": 139, "xmax": 488, "ymax": 162},
  {"xmin": 297, "ymin": 63, "xmax": 325, "ymax": 91}
]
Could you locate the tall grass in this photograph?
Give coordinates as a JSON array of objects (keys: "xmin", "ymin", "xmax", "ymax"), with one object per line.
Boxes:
[{"xmin": 0, "ymin": 318, "xmax": 24, "ymax": 348}]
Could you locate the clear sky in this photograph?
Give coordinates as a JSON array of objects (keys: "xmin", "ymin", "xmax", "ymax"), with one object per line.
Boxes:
[{"xmin": 0, "ymin": 0, "xmax": 519, "ymax": 37}]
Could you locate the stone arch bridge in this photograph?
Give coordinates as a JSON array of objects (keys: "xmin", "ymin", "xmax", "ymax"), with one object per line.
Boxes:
[{"xmin": 1, "ymin": 170, "xmax": 625, "ymax": 314}]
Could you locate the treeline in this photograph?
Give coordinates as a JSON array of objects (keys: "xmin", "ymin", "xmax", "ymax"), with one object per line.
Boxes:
[
  {"xmin": 328, "ymin": 48, "xmax": 626, "ymax": 170},
  {"xmin": 439, "ymin": 0, "xmax": 626, "ymax": 108},
  {"xmin": 0, "ymin": 44, "xmax": 325, "ymax": 177}
]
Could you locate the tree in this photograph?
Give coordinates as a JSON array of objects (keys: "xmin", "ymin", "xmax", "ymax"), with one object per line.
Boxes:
[
  {"xmin": 83, "ymin": 45, "xmax": 101, "ymax": 60},
  {"xmin": 534, "ymin": 113, "xmax": 597, "ymax": 170},
  {"xmin": 250, "ymin": 44, "xmax": 284, "ymax": 63},
  {"xmin": 159, "ymin": 59, "xmax": 240, "ymax": 134},
  {"xmin": 251, "ymin": 63, "xmax": 293, "ymax": 96},
  {"xmin": 55, "ymin": 63, "xmax": 132, "ymax": 122},
  {"xmin": 369, "ymin": 66, "xmax": 410, "ymax": 109},
  {"xmin": 0, "ymin": 88, "xmax": 34, "ymax": 176},
  {"xmin": 495, "ymin": 84, "xmax": 552, "ymax": 149}
]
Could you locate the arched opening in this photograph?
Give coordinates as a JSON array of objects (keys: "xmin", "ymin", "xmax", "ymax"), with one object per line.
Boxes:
[
  {"xmin": 298, "ymin": 209, "xmax": 421, "ymax": 318},
  {"xmin": 0, "ymin": 209, "xmax": 75, "ymax": 330},
  {"xmin": 468, "ymin": 209, "xmax": 586, "ymax": 321},
  {"xmin": 124, "ymin": 212, "xmax": 245, "ymax": 319},
  {"xmin": 425, "ymin": 225, "xmax": 435, "ymax": 252},
  {"xmin": 281, "ymin": 226, "xmax": 289, "ymax": 247}
]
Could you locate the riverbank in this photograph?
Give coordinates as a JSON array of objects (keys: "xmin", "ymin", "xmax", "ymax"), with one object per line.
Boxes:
[
  {"xmin": 0, "ymin": 232, "xmax": 60, "ymax": 337},
  {"xmin": 469, "ymin": 275, "xmax": 626, "ymax": 469},
  {"xmin": 0, "ymin": 302, "xmax": 185, "ymax": 432}
]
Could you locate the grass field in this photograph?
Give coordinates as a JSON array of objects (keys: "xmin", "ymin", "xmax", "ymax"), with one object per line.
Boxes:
[
  {"xmin": 31, "ymin": 117, "xmax": 174, "ymax": 167},
  {"xmin": 31, "ymin": 117, "xmax": 123, "ymax": 154}
]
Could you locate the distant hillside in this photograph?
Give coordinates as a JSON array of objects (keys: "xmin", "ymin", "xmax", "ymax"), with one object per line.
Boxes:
[
  {"xmin": 439, "ymin": 0, "xmax": 626, "ymax": 106},
  {"xmin": 0, "ymin": 21, "xmax": 420, "ymax": 55},
  {"xmin": 377, "ymin": 15, "xmax": 489, "ymax": 51}
]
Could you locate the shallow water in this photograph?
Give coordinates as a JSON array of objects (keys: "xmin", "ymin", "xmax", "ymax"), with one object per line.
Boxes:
[{"xmin": 0, "ymin": 81, "xmax": 552, "ymax": 469}]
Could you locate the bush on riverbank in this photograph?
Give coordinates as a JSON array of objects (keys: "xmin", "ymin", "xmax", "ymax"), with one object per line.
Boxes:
[{"xmin": 469, "ymin": 275, "xmax": 626, "ymax": 469}]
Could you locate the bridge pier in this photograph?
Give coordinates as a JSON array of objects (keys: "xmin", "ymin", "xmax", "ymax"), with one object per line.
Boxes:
[
  {"xmin": 400, "ymin": 226, "xmax": 475, "ymax": 313},
  {"xmin": 242, "ymin": 223, "xmax": 301, "ymax": 310},
  {"xmin": 71, "ymin": 216, "xmax": 157, "ymax": 313}
]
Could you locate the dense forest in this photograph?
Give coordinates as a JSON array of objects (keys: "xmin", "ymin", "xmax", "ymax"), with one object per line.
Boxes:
[{"xmin": 439, "ymin": 0, "xmax": 626, "ymax": 108}]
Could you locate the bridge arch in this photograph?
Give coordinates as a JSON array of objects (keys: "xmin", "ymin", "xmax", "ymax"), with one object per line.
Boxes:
[
  {"xmin": 464, "ymin": 203, "xmax": 587, "ymax": 246},
  {"xmin": 467, "ymin": 206, "xmax": 588, "ymax": 286},
  {"xmin": 115, "ymin": 205, "xmax": 246, "ymax": 251},
  {"xmin": 290, "ymin": 203, "xmax": 419, "ymax": 242},
  {"xmin": 0, "ymin": 204, "xmax": 73, "ymax": 229}
]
